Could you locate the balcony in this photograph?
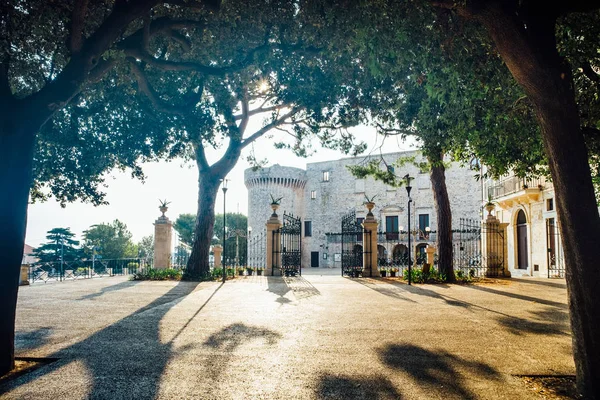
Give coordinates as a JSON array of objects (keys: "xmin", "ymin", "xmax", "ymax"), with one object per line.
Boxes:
[{"xmin": 485, "ymin": 175, "xmax": 546, "ymax": 209}]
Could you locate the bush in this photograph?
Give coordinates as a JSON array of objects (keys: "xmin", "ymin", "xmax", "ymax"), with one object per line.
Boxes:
[
  {"xmin": 132, "ymin": 268, "xmax": 182, "ymax": 281},
  {"xmin": 403, "ymin": 267, "xmax": 472, "ymax": 283}
]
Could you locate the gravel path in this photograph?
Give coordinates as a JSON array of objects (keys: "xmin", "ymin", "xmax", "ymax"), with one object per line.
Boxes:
[{"xmin": 1, "ymin": 270, "xmax": 573, "ymax": 399}]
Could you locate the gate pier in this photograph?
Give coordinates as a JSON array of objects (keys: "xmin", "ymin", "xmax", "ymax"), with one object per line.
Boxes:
[
  {"xmin": 362, "ymin": 208, "xmax": 379, "ymax": 277},
  {"xmin": 266, "ymin": 204, "xmax": 282, "ymax": 276}
]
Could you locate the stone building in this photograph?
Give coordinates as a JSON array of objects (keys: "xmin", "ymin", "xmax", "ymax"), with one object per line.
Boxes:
[
  {"xmin": 245, "ymin": 151, "xmax": 483, "ymax": 269},
  {"xmin": 484, "ymin": 174, "xmax": 565, "ymax": 278}
]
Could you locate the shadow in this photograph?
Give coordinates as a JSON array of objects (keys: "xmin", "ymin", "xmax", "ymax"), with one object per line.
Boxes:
[
  {"xmin": 496, "ymin": 308, "xmax": 570, "ymax": 337},
  {"xmin": 465, "ymin": 285, "xmax": 568, "ymax": 309},
  {"xmin": 354, "ymin": 279, "xmax": 417, "ymax": 303},
  {"xmin": 512, "ymin": 278, "xmax": 567, "ymax": 290},
  {"xmin": 78, "ymin": 279, "xmax": 141, "ymax": 300},
  {"xmin": 283, "ymin": 276, "xmax": 320, "ymax": 300},
  {"xmin": 266, "ymin": 276, "xmax": 293, "ymax": 305},
  {"xmin": 379, "ymin": 344, "xmax": 500, "ymax": 400},
  {"xmin": 202, "ymin": 322, "xmax": 282, "ymax": 379},
  {"xmin": 2, "ymin": 280, "xmax": 213, "ymax": 399},
  {"xmin": 316, "ymin": 374, "xmax": 403, "ymax": 399},
  {"xmin": 15, "ymin": 327, "xmax": 53, "ymax": 352}
]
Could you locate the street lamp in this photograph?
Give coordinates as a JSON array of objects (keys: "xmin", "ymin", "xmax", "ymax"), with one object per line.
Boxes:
[
  {"xmin": 404, "ymin": 174, "xmax": 413, "ymax": 285},
  {"xmin": 221, "ymin": 178, "xmax": 229, "ymax": 283}
]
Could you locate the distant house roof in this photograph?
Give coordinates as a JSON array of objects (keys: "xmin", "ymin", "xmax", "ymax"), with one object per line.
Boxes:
[{"xmin": 22, "ymin": 244, "xmax": 38, "ymax": 265}]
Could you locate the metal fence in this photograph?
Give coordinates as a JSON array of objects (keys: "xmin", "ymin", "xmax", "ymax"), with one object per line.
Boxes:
[
  {"xmin": 247, "ymin": 229, "xmax": 267, "ymax": 269},
  {"xmin": 28, "ymin": 258, "xmax": 151, "ymax": 284}
]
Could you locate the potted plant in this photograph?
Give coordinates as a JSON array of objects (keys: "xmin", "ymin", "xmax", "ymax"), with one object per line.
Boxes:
[
  {"xmin": 246, "ymin": 266, "xmax": 254, "ymax": 276},
  {"xmin": 363, "ymin": 194, "xmax": 377, "ymax": 216},
  {"xmin": 390, "ymin": 267, "xmax": 398, "ymax": 277},
  {"xmin": 256, "ymin": 267, "xmax": 264, "ymax": 276},
  {"xmin": 236, "ymin": 267, "xmax": 245, "ymax": 276},
  {"xmin": 484, "ymin": 195, "xmax": 496, "ymax": 217},
  {"xmin": 159, "ymin": 199, "xmax": 171, "ymax": 216},
  {"xmin": 270, "ymin": 194, "xmax": 283, "ymax": 217},
  {"xmin": 379, "ymin": 267, "xmax": 387, "ymax": 277}
]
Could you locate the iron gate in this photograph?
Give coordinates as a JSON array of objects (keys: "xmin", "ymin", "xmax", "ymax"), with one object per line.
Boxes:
[
  {"xmin": 453, "ymin": 218, "xmax": 504, "ymax": 277},
  {"xmin": 546, "ymin": 219, "xmax": 565, "ymax": 278},
  {"xmin": 341, "ymin": 211, "xmax": 370, "ymax": 277},
  {"xmin": 272, "ymin": 213, "xmax": 302, "ymax": 276}
]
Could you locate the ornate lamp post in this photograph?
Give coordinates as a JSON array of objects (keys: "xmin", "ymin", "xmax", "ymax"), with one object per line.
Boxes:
[
  {"xmin": 404, "ymin": 174, "xmax": 413, "ymax": 285},
  {"xmin": 221, "ymin": 178, "xmax": 228, "ymax": 283}
]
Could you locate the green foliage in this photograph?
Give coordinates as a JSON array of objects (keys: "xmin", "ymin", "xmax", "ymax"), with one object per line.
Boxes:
[
  {"xmin": 82, "ymin": 220, "xmax": 137, "ymax": 259},
  {"xmin": 132, "ymin": 268, "xmax": 182, "ymax": 281},
  {"xmin": 137, "ymin": 235, "xmax": 154, "ymax": 260},
  {"xmin": 402, "ymin": 267, "xmax": 472, "ymax": 284},
  {"xmin": 31, "ymin": 227, "xmax": 82, "ymax": 263},
  {"xmin": 173, "ymin": 214, "xmax": 196, "ymax": 247}
]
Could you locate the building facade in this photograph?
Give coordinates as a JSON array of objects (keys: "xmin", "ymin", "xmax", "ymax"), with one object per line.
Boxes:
[
  {"xmin": 484, "ymin": 174, "xmax": 565, "ymax": 278},
  {"xmin": 245, "ymin": 151, "xmax": 483, "ymax": 269}
]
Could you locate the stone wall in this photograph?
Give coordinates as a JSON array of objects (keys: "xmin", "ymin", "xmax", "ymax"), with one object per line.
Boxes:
[{"xmin": 246, "ymin": 151, "xmax": 483, "ymax": 270}]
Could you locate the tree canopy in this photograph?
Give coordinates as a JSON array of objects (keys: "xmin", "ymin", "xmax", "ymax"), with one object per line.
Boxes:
[
  {"xmin": 31, "ymin": 227, "xmax": 82, "ymax": 263},
  {"xmin": 82, "ymin": 219, "xmax": 137, "ymax": 259}
]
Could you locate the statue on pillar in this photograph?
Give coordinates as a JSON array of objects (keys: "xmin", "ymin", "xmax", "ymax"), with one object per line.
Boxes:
[{"xmin": 154, "ymin": 199, "xmax": 173, "ymax": 269}]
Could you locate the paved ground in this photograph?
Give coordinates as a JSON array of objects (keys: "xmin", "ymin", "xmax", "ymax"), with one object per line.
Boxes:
[{"xmin": 1, "ymin": 268, "xmax": 573, "ymax": 399}]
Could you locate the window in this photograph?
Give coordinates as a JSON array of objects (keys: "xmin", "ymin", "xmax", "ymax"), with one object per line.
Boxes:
[
  {"xmin": 385, "ymin": 215, "xmax": 399, "ymax": 240},
  {"xmin": 304, "ymin": 221, "xmax": 312, "ymax": 237},
  {"xmin": 311, "ymin": 190, "xmax": 316, "ymax": 199},
  {"xmin": 419, "ymin": 214, "xmax": 430, "ymax": 239},
  {"xmin": 323, "ymin": 171, "xmax": 330, "ymax": 181},
  {"xmin": 356, "ymin": 217, "xmax": 364, "ymax": 242},
  {"xmin": 547, "ymin": 198, "xmax": 554, "ymax": 211}
]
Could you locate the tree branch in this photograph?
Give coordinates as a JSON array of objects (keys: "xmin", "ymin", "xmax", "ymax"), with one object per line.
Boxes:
[
  {"xmin": 194, "ymin": 142, "xmax": 210, "ymax": 172},
  {"xmin": 69, "ymin": 0, "xmax": 89, "ymax": 54},
  {"xmin": 128, "ymin": 58, "xmax": 187, "ymax": 116},
  {"xmin": 581, "ymin": 62, "xmax": 600, "ymax": 85},
  {"xmin": 240, "ymin": 108, "xmax": 300, "ymax": 150},
  {"xmin": 233, "ymin": 104, "xmax": 283, "ymax": 120}
]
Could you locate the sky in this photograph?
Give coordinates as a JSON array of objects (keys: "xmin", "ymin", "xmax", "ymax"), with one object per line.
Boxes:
[{"xmin": 25, "ymin": 124, "xmax": 418, "ymax": 248}]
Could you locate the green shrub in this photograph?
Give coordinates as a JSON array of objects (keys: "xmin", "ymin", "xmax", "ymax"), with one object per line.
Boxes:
[{"xmin": 132, "ymin": 268, "xmax": 182, "ymax": 281}]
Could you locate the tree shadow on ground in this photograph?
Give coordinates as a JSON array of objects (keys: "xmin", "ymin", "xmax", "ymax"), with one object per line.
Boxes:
[
  {"xmin": 463, "ymin": 285, "xmax": 568, "ymax": 309},
  {"xmin": 78, "ymin": 279, "xmax": 141, "ymax": 300},
  {"xmin": 316, "ymin": 374, "xmax": 403, "ymax": 399},
  {"xmin": 202, "ymin": 323, "xmax": 282, "ymax": 380},
  {"xmin": 378, "ymin": 344, "xmax": 501, "ymax": 400},
  {"xmin": 15, "ymin": 327, "xmax": 53, "ymax": 352},
  {"xmin": 496, "ymin": 308, "xmax": 570, "ymax": 336},
  {"xmin": 512, "ymin": 278, "xmax": 567, "ymax": 290},
  {"xmin": 2, "ymin": 280, "xmax": 215, "ymax": 399},
  {"xmin": 354, "ymin": 279, "xmax": 417, "ymax": 303}
]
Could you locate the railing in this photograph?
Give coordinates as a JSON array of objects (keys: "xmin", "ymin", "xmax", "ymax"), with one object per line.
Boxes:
[
  {"xmin": 28, "ymin": 258, "xmax": 151, "ymax": 283},
  {"xmin": 485, "ymin": 175, "xmax": 546, "ymax": 199}
]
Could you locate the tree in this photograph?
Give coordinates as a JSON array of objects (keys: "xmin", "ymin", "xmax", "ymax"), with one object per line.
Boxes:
[
  {"xmin": 82, "ymin": 220, "xmax": 137, "ymax": 260},
  {"xmin": 173, "ymin": 214, "xmax": 195, "ymax": 247},
  {"xmin": 31, "ymin": 227, "xmax": 81, "ymax": 263},
  {"xmin": 213, "ymin": 213, "xmax": 248, "ymax": 266},
  {"xmin": 0, "ymin": 0, "xmax": 224, "ymax": 374},
  {"xmin": 137, "ymin": 235, "xmax": 154, "ymax": 261}
]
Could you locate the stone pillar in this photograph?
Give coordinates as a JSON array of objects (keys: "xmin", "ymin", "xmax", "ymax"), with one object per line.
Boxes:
[
  {"xmin": 265, "ymin": 204, "xmax": 282, "ymax": 276},
  {"xmin": 362, "ymin": 201, "xmax": 380, "ymax": 277},
  {"xmin": 213, "ymin": 245, "xmax": 223, "ymax": 268},
  {"xmin": 484, "ymin": 213, "xmax": 510, "ymax": 277},
  {"xmin": 19, "ymin": 265, "xmax": 29, "ymax": 286},
  {"xmin": 154, "ymin": 211, "xmax": 173, "ymax": 269}
]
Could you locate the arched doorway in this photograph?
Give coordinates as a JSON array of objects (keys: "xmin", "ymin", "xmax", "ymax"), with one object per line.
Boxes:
[
  {"xmin": 516, "ymin": 210, "xmax": 528, "ymax": 269},
  {"xmin": 392, "ymin": 244, "xmax": 408, "ymax": 262},
  {"xmin": 377, "ymin": 245, "xmax": 387, "ymax": 266}
]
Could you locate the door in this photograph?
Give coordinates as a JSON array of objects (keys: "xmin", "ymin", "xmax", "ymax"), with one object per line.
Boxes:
[
  {"xmin": 311, "ymin": 251, "xmax": 319, "ymax": 268},
  {"xmin": 516, "ymin": 210, "xmax": 528, "ymax": 269}
]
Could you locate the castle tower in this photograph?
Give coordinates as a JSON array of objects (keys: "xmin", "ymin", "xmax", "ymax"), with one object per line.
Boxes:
[{"xmin": 245, "ymin": 165, "xmax": 307, "ymax": 268}]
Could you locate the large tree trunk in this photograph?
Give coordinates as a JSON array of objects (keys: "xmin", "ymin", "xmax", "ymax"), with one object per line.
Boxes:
[
  {"xmin": 478, "ymin": 3, "xmax": 600, "ymax": 397},
  {"xmin": 186, "ymin": 174, "xmax": 220, "ymax": 277},
  {"xmin": 0, "ymin": 115, "xmax": 37, "ymax": 375},
  {"xmin": 428, "ymin": 153, "xmax": 454, "ymax": 282}
]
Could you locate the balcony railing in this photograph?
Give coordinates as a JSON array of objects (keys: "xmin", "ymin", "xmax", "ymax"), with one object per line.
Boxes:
[{"xmin": 485, "ymin": 175, "xmax": 546, "ymax": 200}]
